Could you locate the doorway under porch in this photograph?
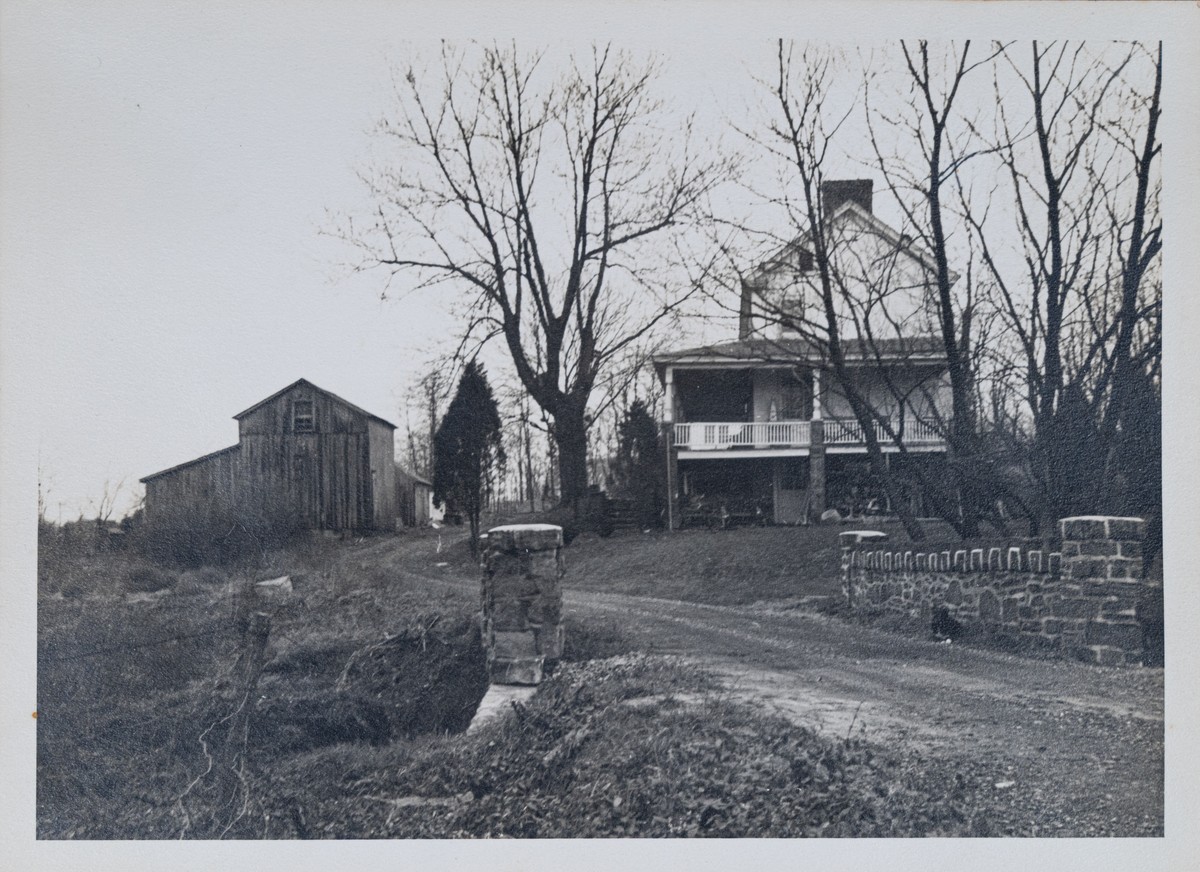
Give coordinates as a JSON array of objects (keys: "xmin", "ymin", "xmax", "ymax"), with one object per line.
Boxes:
[{"xmin": 676, "ymin": 456, "xmax": 815, "ymax": 527}]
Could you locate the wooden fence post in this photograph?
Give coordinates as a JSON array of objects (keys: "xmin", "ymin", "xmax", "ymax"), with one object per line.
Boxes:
[{"xmin": 216, "ymin": 611, "xmax": 271, "ymax": 817}]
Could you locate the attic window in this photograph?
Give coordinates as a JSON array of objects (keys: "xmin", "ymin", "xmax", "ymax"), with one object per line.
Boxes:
[
  {"xmin": 797, "ymin": 251, "xmax": 814, "ymax": 273},
  {"xmin": 293, "ymin": 400, "xmax": 314, "ymax": 433}
]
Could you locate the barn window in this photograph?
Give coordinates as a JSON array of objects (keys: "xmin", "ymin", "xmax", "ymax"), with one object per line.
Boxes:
[{"xmin": 293, "ymin": 400, "xmax": 314, "ymax": 433}]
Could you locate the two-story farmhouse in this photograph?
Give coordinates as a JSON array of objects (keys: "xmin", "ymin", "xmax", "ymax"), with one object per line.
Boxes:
[
  {"xmin": 653, "ymin": 180, "xmax": 953, "ymax": 527},
  {"xmin": 140, "ymin": 379, "xmax": 399, "ymax": 532}
]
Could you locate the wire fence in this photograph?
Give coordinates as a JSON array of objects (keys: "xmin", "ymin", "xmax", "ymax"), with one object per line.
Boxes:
[{"xmin": 39, "ymin": 625, "xmax": 234, "ymax": 664}]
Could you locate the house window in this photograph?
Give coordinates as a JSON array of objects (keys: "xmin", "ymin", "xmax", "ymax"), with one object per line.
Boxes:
[{"xmin": 293, "ymin": 400, "xmax": 314, "ymax": 433}]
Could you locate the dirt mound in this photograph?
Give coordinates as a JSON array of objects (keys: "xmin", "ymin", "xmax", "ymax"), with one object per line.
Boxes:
[
  {"xmin": 252, "ymin": 691, "xmax": 393, "ymax": 756},
  {"xmin": 339, "ymin": 614, "xmax": 488, "ymax": 738},
  {"xmin": 244, "ymin": 616, "xmax": 488, "ymax": 758}
]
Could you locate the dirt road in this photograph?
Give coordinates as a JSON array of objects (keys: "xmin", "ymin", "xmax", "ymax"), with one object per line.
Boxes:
[
  {"xmin": 563, "ymin": 588, "xmax": 1164, "ymax": 837},
  {"xmin": 381, "ymin": 536, "xmax": 1162, "ymax": 837}
]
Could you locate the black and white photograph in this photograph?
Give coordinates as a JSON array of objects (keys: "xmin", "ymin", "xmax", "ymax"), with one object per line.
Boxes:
[{"xmin": 2, "ymin": 2, "xmax": 1197, "ymax": 870}]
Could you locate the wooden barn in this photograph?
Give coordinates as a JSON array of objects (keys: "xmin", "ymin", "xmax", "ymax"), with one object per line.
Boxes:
[{"xmin": 141, "ymin": 379, "xmax": 398, "ymax": 532}]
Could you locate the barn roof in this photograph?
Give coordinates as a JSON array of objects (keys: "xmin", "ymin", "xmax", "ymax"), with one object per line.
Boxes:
[
  {"xmin": 139, "ymin": 444, "xmax": 241, "ymax": 483},
  {"xmin": 232, "ymin": 378, "xmax": 396, "ymax": 429}
]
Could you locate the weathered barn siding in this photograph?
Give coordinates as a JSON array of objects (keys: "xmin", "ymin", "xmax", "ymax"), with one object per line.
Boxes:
[
  {"xmin": 235, "ymin": 382, "xmax": 392, "ymax": 531},
  {"xmin": 236, "ymin": 432, "xmax": 371, "ymax": 529},
  {"xmin": 143, "ymin": 445, "xmax": 240, "ymax": 522},
  {"xmin": 368, "ymin": 419, "xmax": 398, "ymax": 528},
  {"xmin": 142, "ymin": 379, "xmax": 399, "ymax": 532},
  {"xmin": 236, "ymin": 382, "xmax": 374, "ymax": 438}
]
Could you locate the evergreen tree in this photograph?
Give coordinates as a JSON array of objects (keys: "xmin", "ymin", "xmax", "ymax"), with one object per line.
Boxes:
[
  {"xmin": 433, "ymin": 360, "xmax": 505, "ymax": 555},
  {"xmin": 610, "ymin": 400, "xmax": 664, "ymax": 529}
]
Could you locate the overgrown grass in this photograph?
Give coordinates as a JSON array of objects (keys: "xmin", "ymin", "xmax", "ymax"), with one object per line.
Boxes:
[
  {"xmin": 36, "ymin": 523, "xmax": 1036, "ymax": 839},
  {"xmin": 36, "ymin": 536, "xmax": 483, "ymax": 839},
  {"xmin": 561, "ymin": 525, "xmax": 844, "ymax": 605},
  {"xmin": 130, "ymin": 493, "xmax": 308, "ymax": 568},
  {"xmin": 253, "ymin": 654, "xmax": 992, "ymax": 838}
]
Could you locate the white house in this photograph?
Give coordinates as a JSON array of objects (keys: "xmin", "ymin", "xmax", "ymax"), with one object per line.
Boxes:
[{"xmin": 653, "ymin": 180, "xmax": 953, "ymax": 527}]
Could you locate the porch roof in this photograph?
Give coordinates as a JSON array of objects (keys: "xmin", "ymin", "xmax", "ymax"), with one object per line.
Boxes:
[{"xmin": 653, "ymin": 336, "xmax": 948, "ymax": 375}]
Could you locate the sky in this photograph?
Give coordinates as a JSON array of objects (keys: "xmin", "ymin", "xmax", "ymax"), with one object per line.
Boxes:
[
  {"xmin": 3, "ymin": 3, "xmax": 1200, "ymax": 870},
  {"xmin": 1, "ymin": 3, "xmax": 765, "ymax": 521},
  {"xmin": 1, "ymin": 3, "xmax": 1194, "ymax": 528}
]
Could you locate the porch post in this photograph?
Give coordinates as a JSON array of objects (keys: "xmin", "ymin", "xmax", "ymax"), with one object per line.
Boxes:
[
  {"xmin": 810, "ymin": 367, "xmax": 826, "ymax": 516},
  {"xmin": 663, "ymin": 367, "xmax": 679, "ymax": 531},
  {"xmin": 663, "ymin": 367, "xmax": 675, "ymax": 425},
  {"xmin": 810, "ymin": 419, "xmax": 826, "ymax": 517}
]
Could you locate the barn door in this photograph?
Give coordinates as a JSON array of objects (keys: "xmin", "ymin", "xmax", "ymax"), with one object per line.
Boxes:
[{"xmin": 291, "ymin": 447, "xmax": 317, "ymax": 527}]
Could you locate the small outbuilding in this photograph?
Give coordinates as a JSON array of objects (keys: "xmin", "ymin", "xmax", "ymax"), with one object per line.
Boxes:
[{"xmin": 394, "ymin": 466, "xmax": 435, "ymax": 528}]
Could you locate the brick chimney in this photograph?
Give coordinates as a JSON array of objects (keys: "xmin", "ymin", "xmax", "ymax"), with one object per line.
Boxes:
[{"xmin": 821, "ymin": 179, "xmax": 873, "ymax": 217}]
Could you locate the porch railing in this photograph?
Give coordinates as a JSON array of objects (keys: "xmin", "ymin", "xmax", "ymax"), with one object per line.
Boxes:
[
  {"xmin": 822, "ymin": 416, "xmax": 945, "ymax": 446},
  {"xmin": 674, "ymin": 417, "xmax": 944, "ymax": 450},
  {"xmin": 674, "ymin": 421, "xmax": 812, "ymax": 449}
]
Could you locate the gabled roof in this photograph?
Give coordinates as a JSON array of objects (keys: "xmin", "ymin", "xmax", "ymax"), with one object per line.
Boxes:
[
  {"xmin": 750, "ymin": 199, "xmax": 959, "ymax": 287},
  {"xmin": 233, "ymin": 378, "xmax": 396, "ymax": 429},
  {"xmin": 395, "ymin": 463, "xmax": 433, "ymax": 489},
  {"xmin": 653, "ymin": 336, "xmax": 948, "ymax": 372},
  {"xmin": 140, "ymin": 444, "xmax": 241, "ymax": 483}
]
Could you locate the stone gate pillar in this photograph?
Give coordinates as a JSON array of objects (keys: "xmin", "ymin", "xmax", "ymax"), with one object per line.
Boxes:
[
  {"xmin": 481, "ymin": 524, "xmax": 565, "ymax": 685},
  {"xmin": 1059, "ymin": 516, "xmax": 1146, "ymax": 666}
]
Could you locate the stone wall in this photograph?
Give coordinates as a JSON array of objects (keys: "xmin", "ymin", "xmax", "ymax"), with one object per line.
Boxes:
[
  {"xmin": 841, "ymin": 516, "xmax": 1150, "ymax": 666},
  {"xmin": 480, "ymin": 524, "xmax": 565, "ymax": 685}
]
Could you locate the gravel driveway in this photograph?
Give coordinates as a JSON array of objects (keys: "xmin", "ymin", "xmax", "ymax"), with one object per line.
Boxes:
[{"xmin": 563, "ymin": 589, "xmax": 1164, "ymax": 837}]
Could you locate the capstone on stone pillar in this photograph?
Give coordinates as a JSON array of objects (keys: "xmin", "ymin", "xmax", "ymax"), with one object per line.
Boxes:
[{"xmin": 481, "ymin": 524, "xmax": 565, "ymax": 685}]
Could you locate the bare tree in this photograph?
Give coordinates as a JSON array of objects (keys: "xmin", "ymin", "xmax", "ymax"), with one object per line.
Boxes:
[
  {"xmin": 967, "ymin": 41, "xmax": 1162, "ymax": 531},
  {"xmin": 738, "ymin": 41, "xmax": 929, "ymax": 538},
  {"xmin": 338, "ymin": 43, "xmax": 731, "ymax": 510},
  {"xmin": 861, "ymin": 40, "xmax": 1018, "ymax": 536},
  {"xmin": 89, "ymin": 476, "xmax": 128, "ymax": 525}
]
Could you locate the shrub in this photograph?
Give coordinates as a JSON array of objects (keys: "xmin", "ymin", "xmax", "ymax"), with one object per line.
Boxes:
[
  {"xmin": 38, "ymin": 521, "xmax": 101, "ymax": 597},
  {"xmin": 300, "ymin": 655, "xmax": 988, "ymax": 838},
  {"xmin": 133, "ymin": 492, "xmax": 306, "ymax": 568}
]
